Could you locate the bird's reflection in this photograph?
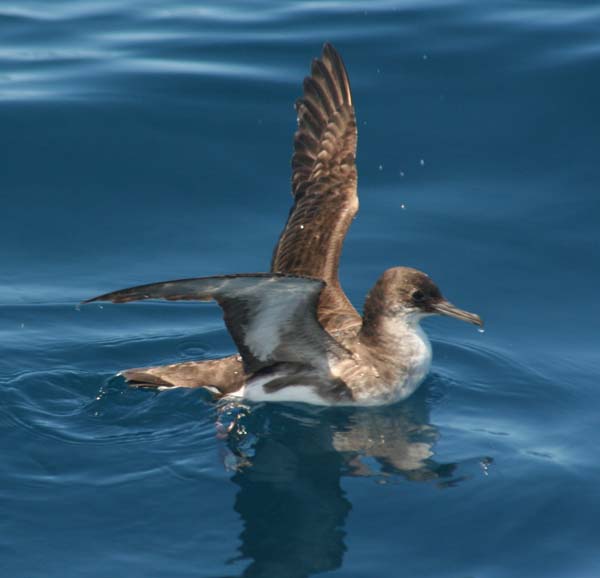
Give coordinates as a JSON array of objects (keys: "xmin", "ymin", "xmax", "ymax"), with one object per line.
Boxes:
[{"xmin": 217, "ymin": 382, "xmax": 489, "ymax": 578}]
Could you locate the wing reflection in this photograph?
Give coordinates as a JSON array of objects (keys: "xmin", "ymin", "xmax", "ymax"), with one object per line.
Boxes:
[{"xmin": 218, "ymin": 384, "xmax": 489, "ymax": 577}]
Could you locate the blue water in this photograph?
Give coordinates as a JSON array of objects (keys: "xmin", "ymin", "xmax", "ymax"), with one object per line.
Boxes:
[{"xmin": 2, "ymin": 1, "xmax": 599, "ymax": 576}]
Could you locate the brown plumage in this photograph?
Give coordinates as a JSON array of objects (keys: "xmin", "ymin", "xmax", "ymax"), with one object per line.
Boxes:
[
  {"xmin": 115, "ymin": 43, "xmax": 361, "ymax": 393},
  {"xmin": 272, "ymin": 43, "xmax": 360, "ymax": 333},
  {"xmin": 87, "ymin": 268, "xmax": 481, "ymax": 405},
  {"xmin": 86, "ymin": 44, "xmax": 482, "ymax": 406}
]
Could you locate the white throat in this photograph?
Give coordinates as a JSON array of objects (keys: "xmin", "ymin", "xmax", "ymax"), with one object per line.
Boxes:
[{"xmin": 380, "ymin": 311, "xmax": 433, "ymax": 401}]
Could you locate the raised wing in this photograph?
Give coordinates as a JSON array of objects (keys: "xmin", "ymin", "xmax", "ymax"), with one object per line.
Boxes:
[
  {"xmin": 271, "ymin": 43, "xmax": 361, "ymax": 333},
  {"xmin": 84, "ymin": 274, "xmax": 351, "ymax": 374}
]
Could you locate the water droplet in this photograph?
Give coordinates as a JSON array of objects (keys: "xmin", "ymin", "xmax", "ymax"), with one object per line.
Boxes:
[
  {"xmin": 422, "ymin": 54, "xmax": 428, "ymax": 60},
  {"xmin": 419, "ymin": 159, "xmax": 425, "ymax": 166},
  {"xmin": 74, "ymin": 303, "xmax": 81, "ymax": 312},
  {"xmin": 399, "ymin": 171, "xmax": 405, "ymax": 177},
  {"xmin": 299, "ymin": 224, "xmax": 304, "ymax": 229},
  {"xmin": 480, "ymin": 459, "xmax": 490, "ymax": 476},
  {"xmin": 400, "ymin": 203, "xmax": 406, "ymax": 210},
  {"xmin": 20, "ymin": 323, "xmax": 25, "ymax": 329},
  {"xmin": 378, "ymin": 164, "xmax": 383, "ymax": 171},
  {"xmin": 477, "ymin": 328, "xmax": 485, "ymax": 334}
]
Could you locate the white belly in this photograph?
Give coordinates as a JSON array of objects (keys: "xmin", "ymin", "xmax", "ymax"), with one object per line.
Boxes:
[{"xmin": 236, "ymin": 374, "xmax": 333, "ymax": 406}]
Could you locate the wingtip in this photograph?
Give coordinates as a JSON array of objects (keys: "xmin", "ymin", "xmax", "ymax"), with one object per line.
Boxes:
[
  {"xmin": 321, "ymin": 43, "xmax": 342, "ymax": 67},
  {"xmin": 314, "ymin": 42, "xmax": 351, "ymax": 108},
  {"xmin": 81, "ymin": 293, "xmax": 111, "ymax": 305},
  {"xmin": 322, "ymin": 42, "xmax": 336, "ymax": 55},
  {"xmin": 82, "ymin": 290, "xmax": 130, "ymax": 304}
]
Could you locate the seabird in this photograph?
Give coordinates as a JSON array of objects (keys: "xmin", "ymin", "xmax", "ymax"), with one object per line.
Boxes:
[{"xmin": 85, "ymin": 43, "xmax": 482, "ymax": 406}]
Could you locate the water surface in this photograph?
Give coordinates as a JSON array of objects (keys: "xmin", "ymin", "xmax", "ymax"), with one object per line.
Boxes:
[{"xmin": 2, "ymin": 1, "xmax": 599, "ymax": 577}]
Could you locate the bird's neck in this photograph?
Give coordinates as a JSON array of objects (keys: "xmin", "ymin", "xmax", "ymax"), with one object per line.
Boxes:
[
  {"xmin": 360, "ymin": 309, "xmax": 424, "ymax": 349},
  {"xmin": 357, "ymin": 286, "xmax": 432, "ymax": 396},
  {"xmin": 359, "ymin": 282, "xmax": 427, "ymax": 350}
]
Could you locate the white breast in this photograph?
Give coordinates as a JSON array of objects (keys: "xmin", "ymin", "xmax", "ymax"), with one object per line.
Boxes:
[
  {"xmin": 382, "ymin": 316, "xmax": 432, "ymax": 403},
  {"xmin": 398, "ymin": 323, "xmax": 432, "ymax": 398}
]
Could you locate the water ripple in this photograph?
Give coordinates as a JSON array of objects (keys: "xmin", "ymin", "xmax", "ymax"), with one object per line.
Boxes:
[
  {"xmin": 2, "ymin": 0, "xmax": 599, "ymax": 102},
  {"xmin": 2, "ymin": 1, "xmax": 599, "ymax": 575}
]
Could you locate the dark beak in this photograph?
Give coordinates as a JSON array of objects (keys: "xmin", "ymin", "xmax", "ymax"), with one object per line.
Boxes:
[{"xmin": 433, "ymin": 300, "xmax": 483, "ymax": 328}]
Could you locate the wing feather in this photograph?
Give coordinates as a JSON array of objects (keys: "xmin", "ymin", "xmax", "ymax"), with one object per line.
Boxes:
[
  {"xmin": 271, "ymin": 43, "xmax": 361, "ymax": 333},
  {"xmin": 84, "ymin": 274, "xmax": 351, "ymax": 374}
]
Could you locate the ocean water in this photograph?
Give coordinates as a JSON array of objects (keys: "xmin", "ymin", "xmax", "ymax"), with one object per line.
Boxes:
[{"xmin": 1, "ymin": 1, "xmax": 599, "ymax": 576}]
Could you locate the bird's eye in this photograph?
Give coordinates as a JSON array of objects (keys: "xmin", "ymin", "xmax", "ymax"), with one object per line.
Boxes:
[{"xmin": 412, "ymin": 290, "xmax": 425, "ymax": 302}]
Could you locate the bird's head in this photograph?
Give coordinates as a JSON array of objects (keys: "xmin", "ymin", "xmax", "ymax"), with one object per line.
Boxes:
[{"xmin": 366, "ymin": 266, "xmax": 483, "ymax": 328}]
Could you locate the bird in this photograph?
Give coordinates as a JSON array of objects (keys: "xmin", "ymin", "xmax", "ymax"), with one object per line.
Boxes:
[{"xmin": 85, "ymin": 43, "xmax": 482, "ymax": 406}]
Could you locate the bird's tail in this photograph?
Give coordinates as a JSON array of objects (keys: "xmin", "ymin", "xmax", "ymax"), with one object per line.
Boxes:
[{"xmin": 119, "ymin": 354, "xmax": 246, "ymax": 395}]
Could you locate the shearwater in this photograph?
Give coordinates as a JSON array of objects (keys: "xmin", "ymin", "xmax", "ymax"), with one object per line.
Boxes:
[{"xmin": 85, "ymin": 44, "xmax": 482, "ymax": 406}]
